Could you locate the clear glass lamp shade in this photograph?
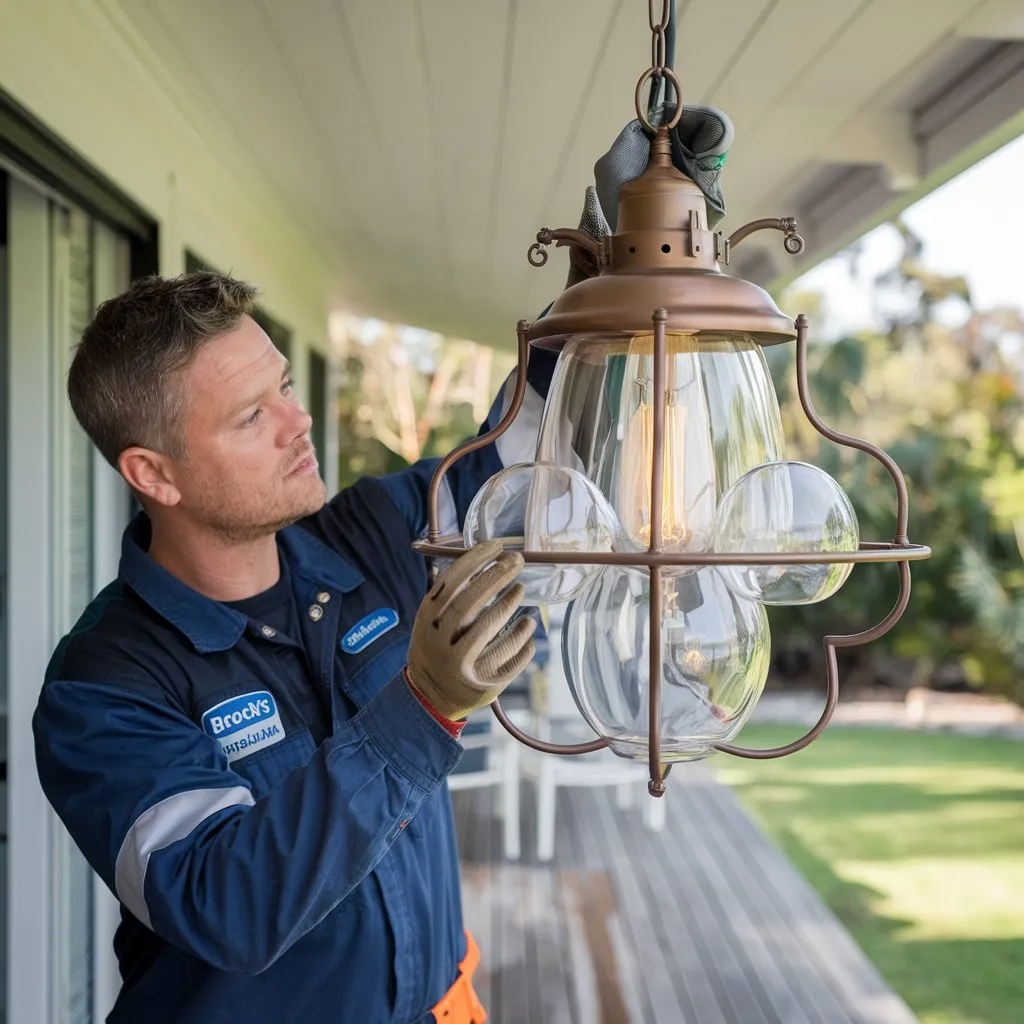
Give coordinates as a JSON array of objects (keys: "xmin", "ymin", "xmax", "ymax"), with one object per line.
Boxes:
[
  {"xmin": 463, "ymin": 462, "xmax": 621, "ymax": 605},
  {"xmin": 712, "ymin": 460, "xmax": 860, "ymax": 605},
  {"xmin": 562, "ymin": 566, "xmax": 771, "ymax": 762},
  {"xmin": 535, "ymin": 331, "xmax": 786, "ymax": 561}
]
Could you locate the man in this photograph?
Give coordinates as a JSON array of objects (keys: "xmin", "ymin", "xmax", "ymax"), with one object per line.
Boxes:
[{"xmin": 32, "ymin": 271, "xmax": 552, "ymax": 1023}]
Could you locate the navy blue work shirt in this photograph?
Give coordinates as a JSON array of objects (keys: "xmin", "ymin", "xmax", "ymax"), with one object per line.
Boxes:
[{"xmin": 32, "ymin": 353, "xmax": 556, "ymax": 1024}]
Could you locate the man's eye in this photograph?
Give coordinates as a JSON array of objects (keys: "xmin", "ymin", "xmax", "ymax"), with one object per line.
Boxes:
[
  {"xmin": 281, "ymin": 377, "xmax": 295, "ymax": 395},
  {"xmin": 244, "ymin": 408, "xmax": 262, "ymax": 426}
]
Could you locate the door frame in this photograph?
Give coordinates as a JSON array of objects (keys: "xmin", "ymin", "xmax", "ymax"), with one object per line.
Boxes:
[
  {"xmin": 4, "ymin": 149, "xmax": 151, "ymax": 1022},
  {"xmin": 7, "ymin": 170, "xmax": 57, "ymax": 1024}
]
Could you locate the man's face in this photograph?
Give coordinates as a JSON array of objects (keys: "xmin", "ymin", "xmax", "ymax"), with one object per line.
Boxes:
[{"xmin": 171, "ymin": 315, "xmax": 326, "ymax": 540}]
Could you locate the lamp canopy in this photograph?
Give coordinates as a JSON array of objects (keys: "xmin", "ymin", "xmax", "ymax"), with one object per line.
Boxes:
[{"xmin": 528, "ymin": 131, "xmax": 799, "ymax": 350}]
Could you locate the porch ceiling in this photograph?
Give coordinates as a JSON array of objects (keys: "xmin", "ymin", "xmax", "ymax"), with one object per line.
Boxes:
[{"xmin": 114, "ymin": 0, "xmax": 1024, "ymax": 346}]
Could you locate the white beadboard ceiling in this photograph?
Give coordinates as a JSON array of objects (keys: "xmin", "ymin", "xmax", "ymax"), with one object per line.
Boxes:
[{"xmin": 115, "ymin": 0, "xmax": 1024, "ymax": 346}]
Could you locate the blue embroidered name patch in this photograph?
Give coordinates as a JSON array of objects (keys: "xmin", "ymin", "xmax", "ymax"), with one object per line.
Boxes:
[
  {"xmin": 202, "ymin": 691, "xmax": 285, "ymax": 763},
  {"xmin": 340, "ymin": 608, "xmax": 399, "ymax": 654}
]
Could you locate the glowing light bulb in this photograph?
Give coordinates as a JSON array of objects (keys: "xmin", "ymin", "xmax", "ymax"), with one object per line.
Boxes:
[
  {"xmin": 614, "ymin": 332, "xmax": 716, "ymax": 553},
  {"xmin": 618, "ymin": 378, "xmax": 690, "ymax": 548},
  {"xmin": 535, "ymin": 330, "xmax": 786, "ymax": 559}
]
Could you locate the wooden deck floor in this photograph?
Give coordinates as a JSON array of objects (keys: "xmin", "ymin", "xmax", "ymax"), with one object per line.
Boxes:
[{"xmin": 453, "ymin": 765, "xmax": 918, "ymax": 1024}]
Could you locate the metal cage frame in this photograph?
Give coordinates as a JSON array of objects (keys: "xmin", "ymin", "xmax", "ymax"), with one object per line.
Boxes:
[{"xmin": 413, "ymin": 313, "xmax": 930, "ymax": 794}]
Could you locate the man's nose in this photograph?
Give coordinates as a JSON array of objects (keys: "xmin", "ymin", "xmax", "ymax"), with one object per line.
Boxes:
[{"xmin": 282, "ymin": 396, "xmax": 313, "ymax": 442}]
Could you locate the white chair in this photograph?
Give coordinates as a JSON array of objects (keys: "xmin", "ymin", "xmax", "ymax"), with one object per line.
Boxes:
[
  {"xmin": 519, "ymin": 608, "xmax": 666, "ymax": 862},
  {"xmin": 447, "ymin": 706, "xmax": 523, "ymax": 861}
]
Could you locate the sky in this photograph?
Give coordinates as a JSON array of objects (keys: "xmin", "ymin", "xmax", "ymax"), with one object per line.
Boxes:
[{"xmin": 787, "ymin": 132, "xmax": 1024, "ymax": 338}]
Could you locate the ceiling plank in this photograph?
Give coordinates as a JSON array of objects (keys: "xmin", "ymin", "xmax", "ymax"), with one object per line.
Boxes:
[
  {"xmin": 774, "ymin": 0, "xmax": 983, "ymax": 107},
  {"xmin": 674, "ymin": 0, "xmax": 778, "ymax": 100},
  {"xmin": 706, "ymin": 0, "xmax": 873, "ymax": 141},
  {"xmin": 107, "ymin": 0, "xmax": 1024, "ymax": 344},
  {"xmin": 138, "ymin": 0, "xmax": 340, "ymax": 232},
  {"xmin": 492, "ymin": 0, "xmax": 621, "ymax": 315},
  {"xmin": 957, "ymin": 0, "xmax": 1024, "ymax": 40},
  {"xmin": 415, "ymin": 0, "xmax": 511, "ymax": 310},
  {"xmin": 340, "ymin": 0, "xmax": 453, "ymax": 303}
]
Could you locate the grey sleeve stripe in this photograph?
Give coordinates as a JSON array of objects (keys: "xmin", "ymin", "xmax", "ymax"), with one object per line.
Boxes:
[{"xmin": 114, "ymin": 786, "xmax": 254, "ymax": 929}]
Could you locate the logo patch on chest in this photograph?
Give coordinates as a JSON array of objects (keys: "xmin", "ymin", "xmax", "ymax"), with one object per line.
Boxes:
[
  {"xmin": 340, "ymin": 608, "xmax": 399, "ymax": 654},
  {"xmin": 201, "ymin": 691, "xmax": 286, "ymax": 763}
]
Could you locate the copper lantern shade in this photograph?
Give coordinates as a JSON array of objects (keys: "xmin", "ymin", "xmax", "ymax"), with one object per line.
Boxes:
[{"xmin": 413, "ymin": 66, "xmax": 929, "ymax": 797}]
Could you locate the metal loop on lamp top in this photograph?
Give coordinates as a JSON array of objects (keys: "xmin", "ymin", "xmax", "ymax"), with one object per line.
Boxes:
[{"xmin": 635, "ymin": 66, "xmax": 683, "ymax": 134}]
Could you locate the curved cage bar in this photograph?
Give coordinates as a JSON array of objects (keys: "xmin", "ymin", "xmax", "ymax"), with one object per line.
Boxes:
[
  {"xmin": 490, "ymin": 698, "xmax": 610, "ymax": 755},
  {"xmin": 714, "ymin": 316, "xmax": 918, "ymax": 758},
  {"xmin": 427, "ymin": 321, "xmax": 531, "ymax": 542},
  {"xmin": 715, "ymin": 561, "xmax": 913, "ymax": 758},
  {"xmin": 794, "ymin": 314, "xmax": 912, "ymax": 542}
]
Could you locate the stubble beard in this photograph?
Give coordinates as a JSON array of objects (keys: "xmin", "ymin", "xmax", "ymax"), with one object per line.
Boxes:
[{"xmin": 198, "ymin": 476, "xmax": 328, "ymax": 544}]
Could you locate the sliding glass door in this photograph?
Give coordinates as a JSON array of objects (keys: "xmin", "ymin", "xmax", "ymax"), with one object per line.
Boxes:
[{"xmin": 5, "ymin": 169, "xmax": 130, "ymax": 1024}]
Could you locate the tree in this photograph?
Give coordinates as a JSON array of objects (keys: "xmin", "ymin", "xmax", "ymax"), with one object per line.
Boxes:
[
  {"xmin": 334, "ymin": 318, "xmax": 515, "ymax": 488},
  {"xmin": 768, "ymin": 221, "xmax": 1024, "ymax": 703}
]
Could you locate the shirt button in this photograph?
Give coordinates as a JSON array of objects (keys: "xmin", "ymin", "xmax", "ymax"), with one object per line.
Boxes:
[
  {"xmin": 261, "ymin": 625, "xmax": 277, "ymax": 638},
  {"xmin": 317, "ymin": 591, "xmax": 331, "ymax": 603},
  {"xmin": 308, "ymin": 604, "xmax": 324, "ymax": 622}
]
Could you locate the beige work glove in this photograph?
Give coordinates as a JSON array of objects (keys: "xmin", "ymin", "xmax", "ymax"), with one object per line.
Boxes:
[{"xmin": 407, "ymin": 540, "xmax": 537, "ymax": 721}]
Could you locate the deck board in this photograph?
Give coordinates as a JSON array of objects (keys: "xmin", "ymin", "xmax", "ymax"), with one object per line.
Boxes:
[{"xmin": 453, "ymin": 764, "xmax": 918, "ymax": 1024}]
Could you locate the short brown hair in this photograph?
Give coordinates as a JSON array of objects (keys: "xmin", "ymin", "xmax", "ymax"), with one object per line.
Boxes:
[{"xmin": 68, "ymin": 271, "xmax": 259, "ymax": 466}]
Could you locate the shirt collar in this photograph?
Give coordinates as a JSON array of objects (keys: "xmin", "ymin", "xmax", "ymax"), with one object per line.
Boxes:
[
  {"xmin": 119, "ymin": 513, "xmax": 364, "ymax": 653},
  {"xmin": 278, "ymin": 520, "xmax": 365, "ymax": 594}
]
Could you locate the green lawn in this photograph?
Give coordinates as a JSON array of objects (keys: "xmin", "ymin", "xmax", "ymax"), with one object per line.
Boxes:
[{"xmin": 715, "ymin": 724, "xmax": 1024, "ymax": 1024}]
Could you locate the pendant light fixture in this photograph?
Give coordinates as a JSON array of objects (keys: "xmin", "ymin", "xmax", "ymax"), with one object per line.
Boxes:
[{"xmin": 414, "ymin": 0, "xmax": 930, "ymax": 796}]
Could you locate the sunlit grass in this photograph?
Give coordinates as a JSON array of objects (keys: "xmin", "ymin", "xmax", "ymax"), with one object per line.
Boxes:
[{"xmin": 716, "ymin": 725, "xmax": 1024, "ymax": 1024}]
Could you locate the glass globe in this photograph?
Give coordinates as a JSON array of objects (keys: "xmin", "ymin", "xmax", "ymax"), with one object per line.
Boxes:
[
  {"xmin": 562, "ymin": 566, "xmax": 771, "ymax": 762},
  {"xmin": 535, "ymin": 331, "xmax": 785, "ymax": 558},
  {"xmin": 712, "ymin": 461, "xmax": 859, "ymax": 605},
  {"xmin": 463, "ymin": 462, "xmax": 620, "ymax": 605}
]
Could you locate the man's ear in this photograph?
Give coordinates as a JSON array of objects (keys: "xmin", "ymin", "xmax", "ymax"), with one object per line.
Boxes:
[{"xmin": 118, "ymin": 447, "xmax": 182, "ymax": 508}]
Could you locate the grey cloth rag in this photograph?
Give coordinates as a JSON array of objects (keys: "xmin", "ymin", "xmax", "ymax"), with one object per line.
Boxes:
[{"xmin": 564, "ymin": 102, "xmax": 734, "ymax": 288}]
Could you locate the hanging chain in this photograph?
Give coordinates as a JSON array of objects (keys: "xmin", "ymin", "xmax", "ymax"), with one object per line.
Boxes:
[
  {"xmin": 649, "ymin": 0, "xmax": 669, "ymax": 78},
  {"xmin": 638, "ymin": 0, "xmax": 681, "ymax": 132}
]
